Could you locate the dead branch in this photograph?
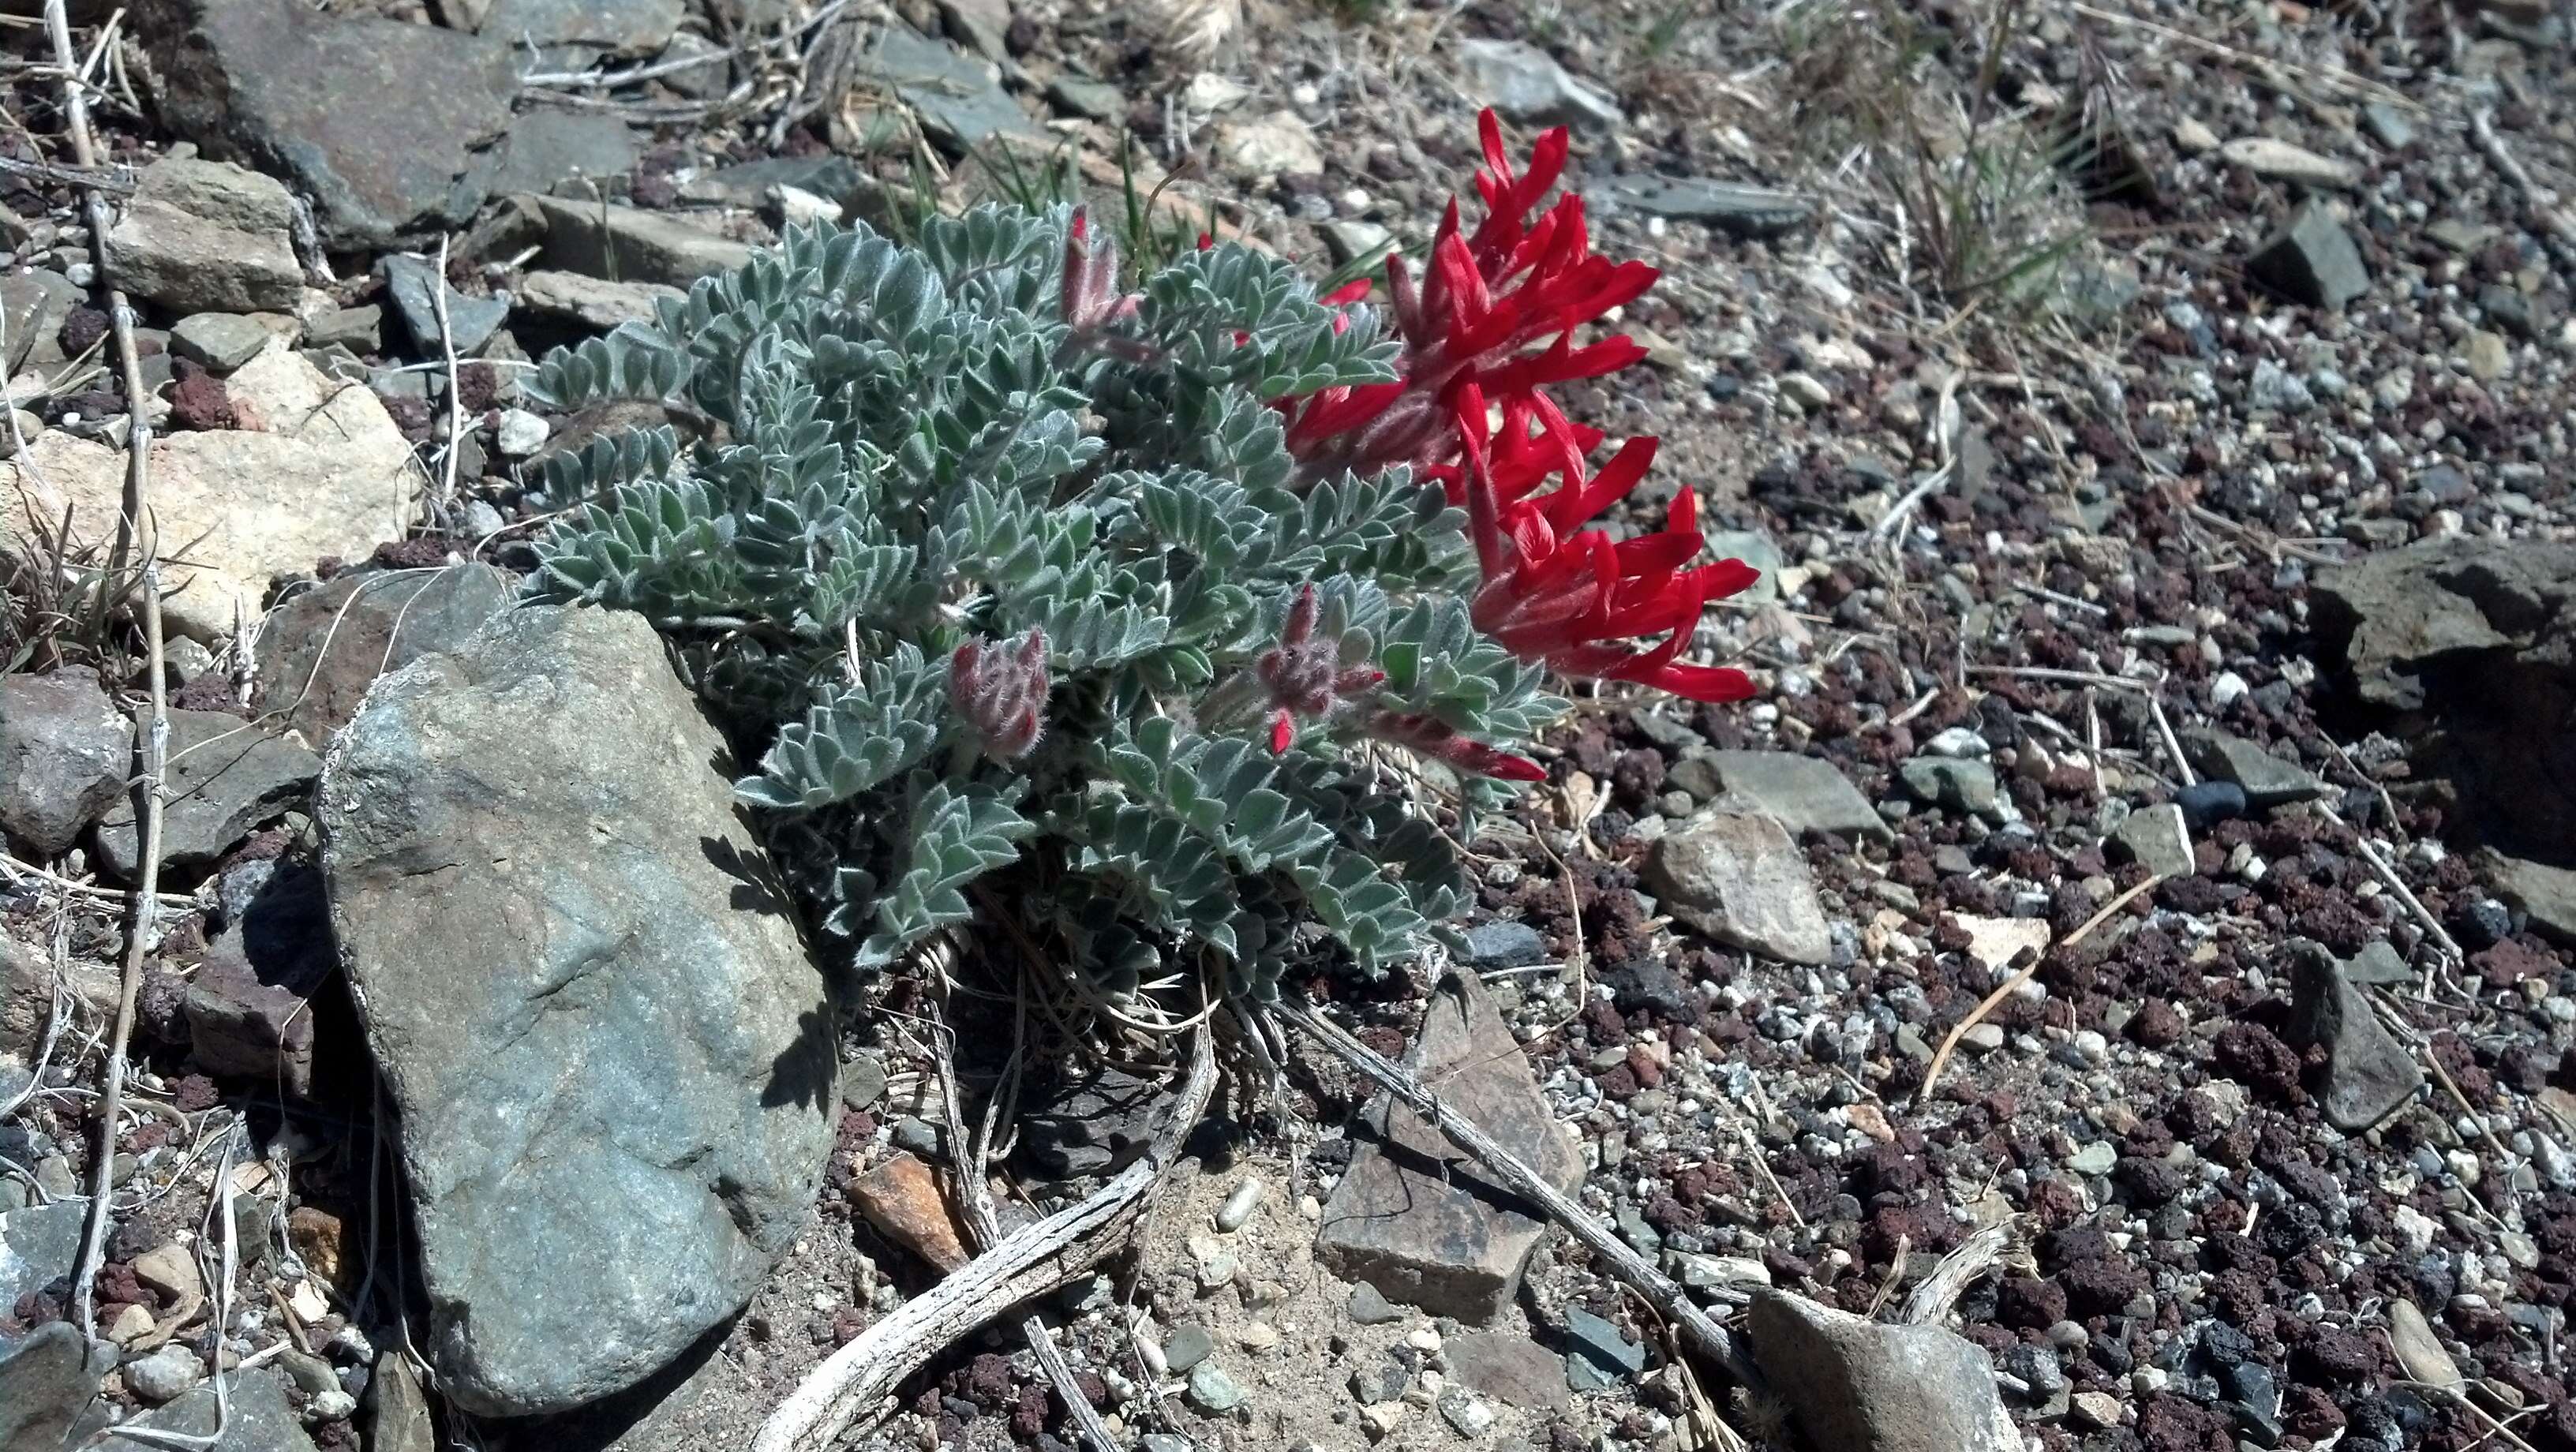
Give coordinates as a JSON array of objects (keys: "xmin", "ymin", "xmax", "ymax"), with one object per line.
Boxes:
[
  {"xmin": 753, "ymin": 1028, "xmax": 1216, "ymax": 1452},
  {"xmin": 1274, "ymin": 995, "xmax": 1769, "ymax": 1395},
  {"xmin": 1899, "ymin": 1222, "xmax": 2012, "ymax": 1326}
]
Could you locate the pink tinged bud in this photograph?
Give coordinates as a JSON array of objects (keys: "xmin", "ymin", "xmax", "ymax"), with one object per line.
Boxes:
[
  {"xmin": 951, "ymin": 628, "xmax": 1050, "ymax": 759},
  {"xmin": 1061, "ymin": 208, "xmax": 1134, "ymax": 332}
]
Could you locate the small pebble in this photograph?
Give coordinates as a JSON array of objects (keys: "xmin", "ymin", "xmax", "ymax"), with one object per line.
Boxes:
[{"xmin": 1215, "ymin": 1176, "xmax": 1266, "ymax": 1233}]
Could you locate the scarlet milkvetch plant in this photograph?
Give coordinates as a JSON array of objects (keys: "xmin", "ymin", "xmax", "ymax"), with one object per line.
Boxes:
[{"xmin": 517, "ymin": 109, "xmax": 1756, "ymax": 1003}]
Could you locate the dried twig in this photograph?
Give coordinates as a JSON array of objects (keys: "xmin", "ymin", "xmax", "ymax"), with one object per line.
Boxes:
[
  {"xmin": 1916, "ymin": 874, "xmax": 2159, "ymax": 1106},
  {"xmin": 2317, "ymin": 804, "xmax": 2463, "ymax": 964},
  {"xmin": 430, "ymin": 234, "xmax": 462, "ymax": 517},
  {"xmin": 1276, "ymin": 993, "xmax": 1768, "ymax": 1395},
  {"xmin": 753, "ymin": 1029, "xmax": 1215, "ymax": 1452},
  {"xmin": 1899, "ymin": 1222, "xmax": 2012, "ymax": 1325},
  {"xmin": 46, "ymin": 0, "xmax": 168, "ymax": 1338},
  {"xmin": 2469, "ymin": 108, "xmax": 2576, "ymax": 273}
]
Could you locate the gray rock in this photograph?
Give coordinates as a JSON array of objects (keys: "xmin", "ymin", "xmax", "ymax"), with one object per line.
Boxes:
[
  {"xmin": 2249, "ymin": 200, "xmax": 2368, "ymax": 309},
  {"xmin": 1, "ymin": 269, "xmax": 85, "ymax": 374},
  {"xmin": 0, "ymin": 1321, "xmax": 108, "ymax": 1452},
  {"xmin": 0, "ymin": 668, "xmax": 132, "ymax": 856},
  {"xmin": 1348, "ymin": 1357, "xmax": 1408, "ymax": 1405},
  {"xmin": 144, "ymin": 0, "xmax": 517, "ymax": 247},
  {"xmin": 2, "ymin": 1203, "xmax": 88, "ymax": 1294},
  {"xmin": 1700, "ymin": 750, "xmax": 1892, "ymax": 843},
  {"xmin": 1346, "ymin": 1281, "xmax": 1404, "ymax": 1325},
  {"xmin": 839, "ymin": 1051, "xmax": 887, "ymax": 1110},
  {"xmin": 1563, "ymin": 1308, "xmax": 1646, "ymax": 1393},
  {"xmin": 1437, "ymin": 1388, "xmax": 1496, "ymax": 1435},
  {"xmin": 485, "ymin": 111, "xmax": 642, "ymax": 198},
  {"xmin": 1185, "ymin": 1362, "xmax": 1247, "ymax": 1413},
  {"xmin": 1646, "ymin": 812, "xmax": 1832, "ymax": 964},
  {"xmin": 2385, "ymin": 1300, "xmax": 2459, "ymax": 1387},
  {"xmin": 317, "ymin": 604, "xmax": 834, "ymax": 1416},
  {"xmin": 122, "ymin": 1343, "xmax": 207, "ymax": 1403},
  {"xmin": 1462, "ymin": 920, "xmax": 1545, "ymax": 969},
  {"xmin": 98, "ymin": 1365, "xmax": 316, "ymax": 1452},
  {"xmin": 676, "ymin": 155, "xmax": 871, "ymax": 212},
  {"xmin": 2290, "ymin": 941, "xmax": 2421, "ymax": 1130},
  {"xmin": 534, "ymin": 198, "xmax": 756, "ymax": 289},
  {"xmin": 1445, "ymin": 1330, "xmax": 1568, "ymax": 1411},
  {"xmin": 2110, "ymin": 803, "xmax": 2195, "ymax": 879},
  {"xmin": 1320, "ymin": 220, "xmax": 1393, "ymax": 266},
  {"xmin": 1591, "ymin": 175, "xmax": 1811, "ymax": 238},
  {"xmin": 304, "ymin": 304, "xmax": 382, "ymax": 353},
  {"xmin": 1895, "ymin": 757, "xmax": 1998, "ymax": 816},
  {"xmin": 366, "ymin": 1353, "xmax": 436, "ymax": 1452},
  {"xmin": 481, "ymin": 0, "xmax": 682, "ymax": 57},
  {"xmin": 1746, "ymin": 1289, "xmax": 2020, "ymax": 1452},
  {"xmin": 95, "ymin": 710, "xmax": 318, "ymax": 880},
  {"xmin": 170, "ymin": 312, "xmax": 273, "ymax": 372},
  {"xmin": 183, "ymin": 861, "xmax": 334, "ymax": 1095},
  {"xmin": 1162, "ymin": 1324, "xmax": 1215, "ymax": 1373},
  {"xmin": 2483, "ymin": 849, "xmax": 2576, "ymax": 945},
  {"xmin": 2180, "ymin": 732, "xmax": 2326, "ymax": 810},
  {"xmin": 253, "ymin": 563, "xmax": 517, "ymax": 745},
  {"xmin": 516, "ymin": 269, "xmax": 684, "ymax": 331},
  {"xmin": 1317, "ymin": 970, "xmax": 1583, "ymax": 1323},
  {"xmin": 1700, "ymin": 530, "xmax": 1786, "ymax": 604},
  {"xmin": 1045, "ymin": 74, "xmax": 1125, "ymax": 122},
  {"xmin": 383, "ymin": 254, "xmax": 508, "ymax": 356},
  {"xmin": 852, "ymin": 25, "xmax": 1046, "ymax": 155},
  {"xmin": 98, "ymin": 157, "xmax": 302, "ymax": 313},
  {"xmin": 2362, "ymin": 102, "xmax": 2414, "ymax": 149},
  {"xmin": 2342, "ymin": 941, "xmax": 2414, "ymax": 986},
  {"xmin": 1456, "ymin": 38, "xmax": 1621, "ymax": 129}
]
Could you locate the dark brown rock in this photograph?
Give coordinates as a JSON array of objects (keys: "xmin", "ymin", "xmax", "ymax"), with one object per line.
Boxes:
[
  {"xmin": 252, "ymin": 563, "xmax": 515, "ymax": 744},
  {"xmin": 1316, "ymin": 970, "xmax": 1583, "ymax": 1323},
  {"xmin": 95, "ymin": 709, "xmax": 319, "ymax": 880}
]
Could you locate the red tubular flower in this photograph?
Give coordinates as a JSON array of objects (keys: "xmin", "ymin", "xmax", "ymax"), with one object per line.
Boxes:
[
  {"xmin": 950, "ymin": 629, "xmax": 1051, "ymax": 758},
  {"xmin": 1366, "ymin": 710, "xmax": 1546, "ymax": 783},
  {"xmin": 1255, "ymin": 583, "xmax": 1385, "ymax": 752},
  {"xmin": 1451, "ymin": 383, "xmax": 1759, "ymax": 704},
  {"xmin": 1282, "ymin": 110, "xmax": 1660, "ymax": 476}
]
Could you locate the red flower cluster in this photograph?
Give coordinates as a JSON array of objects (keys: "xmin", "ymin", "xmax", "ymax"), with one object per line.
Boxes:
[{"xmin": 1285, "ymin": 110, "xmax": 1758, "ymax": 709}]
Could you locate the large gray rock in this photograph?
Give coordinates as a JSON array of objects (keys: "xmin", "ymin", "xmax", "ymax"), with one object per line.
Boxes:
[
  {"xmin": 852, "ymin": 25, "xmax": 1048, "ymax": 155},
  {"xmin": 317, "ymin": 604, "xmax": 834, "ymax": 1416},
  {"xmin": 143, "ymin": 0, "xmax": 516, "ymax": 246},
  {"xmin": 2181, "ymin": 731, "xmax": 2327, "ymax": 810},
  {"xmin": 95, "ymin": 1365, "xmax": 314, "ymax": 1452},
  {"xmin": 1699, "ymin": 750, "xmax": 1891, "ymax": 843},
  {"xmin": 253, "ymin": 564, "xmax": 516, "ymax": 744},
  {"xmin": 0, "ymin": 668, "xmax": 131, "ymax": 856},
  {"xmin": 2484, "ymin": 849, "xmax": 2576, "ymax": 945},
  {"xmin": 2289, "ymin": 940, "xmax": 2421, "ymax": 1131},
  {"xmin": 0, "ymin": 1321, "xmax": 109, "ymax": 1452},
  {"xmin": 485, "ymin": 111, "xmax": 642, "ymax": 199},
  {"xmin": 0, "ymin": 1200, "xmax": 88, "ymax": 1311},
  {"xmin": 1317, "ymin": 970, "xmax": 1582, "ymax": 1323},
  {"xmin": 534, "ymin": 198, "xmax": 757, "ymax": 288},
  {"xmin": 1455, "ymin": 38, "xmax": 1621, "ymax": 129},
  {"xmin": 99, "ymin": 157, "xmax": 302, "ymax": 314},
  {"xmin": 96, "ymin": 710, "xmax": 319, "ymax": 880},
  {"xmin": 382, "ymin": 254, "xmax": 509, "ymax": 356},
  {"xmin": 2249, "ymin": 200, "xmax": 2368, "ymax": 309},
  {"xmin": 183, "ymin": 862, "xmax": 335, "ymax": 1095},
  {"xmin": 1746, "ymin": 1290, "xmax": 2020, "ymax": 1452},
  {"xmin": 1646, "ymin": 812, "xmax": 1832, "ymax": 964}
]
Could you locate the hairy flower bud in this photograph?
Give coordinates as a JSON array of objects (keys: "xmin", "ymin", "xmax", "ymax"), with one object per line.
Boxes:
[
  {"xmin": 1254, "ymin": 584, "xmax": 1384, "ymax": 752},
  {"xmin": 1061, "ymin": 209, "xmax": 1136, "ymax": 334},
  {"xmin": 950, "ymin": 629, "xmax": 1050, "ymax": 758}
]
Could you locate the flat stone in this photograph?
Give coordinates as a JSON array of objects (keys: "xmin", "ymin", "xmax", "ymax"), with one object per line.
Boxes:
[
  {"xmin": 252, "ymin": 563, "xmax": 516, "ymax": 744},
  {"xmin": 0, "ymin": 1321, "xmax": 108, "ymax": 1452},
  {"xmin": 1185, "ymin": 1362, "xmax": 1247, "ymax": 1413},
  {"xmin": 383, "ymin": 253, "xmax": 508, "ymax": 355},
  {"xmin": 2110, "ymin": 803, "xmax": 2194, "ymax": 880},
  {"xmin": 1045, "ymin": 74, "xmax": 1125, "ymax": 122},
  {"xmin": 851, "ymin": 25, "xmax": 1046, "ymax": 155},
  {"xmin": 2483, "ymin": 850, "xmax": 2576, "ymax": 944},
  {"xmin": 1895, "ymin": 757, "xmax": 1998, "ymax": 815},
  {"xmin": 145, "ymin": 0, "xmax": 518, "ymax": 247},
  {"xmin": 0, "ymin": 668, "xmax": 132, "ymax": 856},
  {"xmin": 2174, "ymin": 779, "xmax": 2248, "ymax": 830},
  {"xmin": 2, "ymin": 341, "xmax": 419, "ymax": 642},
  {"xmin": 95, "ymin": 709, "xmax": 318, "ymax": 879},
  {"xmin": 1437, "ymin": 1388, "xmax": 1496, "ymax": 1436},
  {"xmin": 850, "ymin": 1152, "xmax": 969, "ymax": 1273},
  {"xmin": 99, "ymin": 157, "xmax": 302, "ymax": 313},
  {"xmin": 1700, "ymin": 750, "xmax": 1891, "ymax": 842},
  {"xmin": 1217, "ymin": 111, "xmax": 1324, "ymax": 178},
  {"xmin": 1946, "ymin": 914, "xmax": 2050, "ymax": 975},
  {"xmin": 318, "ymin": 604, "xmax": 834, "ymax": 1416},
  {"xmin": 1647, "ymin": 811, "xmax": 1833, "ymax": 964},
  {"xmin": 485, "ymin": 110, "xmax": 642, "ymax": 198},
  {"xmin": 2362, "ymin": 103, "xmax": 2414, "ymax": 149},
  {"xmin": 1346, "ymin": 1281, "xmax": 1405, "ymax": 1325},
  {"xmin": 1746, "ymin": 1290, "xmax": 2020, "ymax": 1452},
  {"xmin": 2289, "ymin": 941, "xmax": 2423, "ymax": 1131},
  {"xmin": 516, "ymin": 269, "xmax": 684, "ymax": 331},
  {"xmin": 2, "ymin": 269, "xmax": 86, "ymax": 375},
  {"xmin": 1462, "ymin": 920, "xmax": 1545, "ymax": 969},
  {"xmin": 367, "ymin": 1352, "xmax": 436, "ymax": 1452},
  {"xmin": 1316, "ymin": 969, "xmax": 1583, "ymax": 1323},
  {"xmin": 2180, "ymin": 732, "xmax": 2327, "ymax": 810},
  {"xmin": 2221, "ymin": 137, "xmax": 2360, "ymax": 188},
  {"xmin": 1161, "ymin": 1324, "xmax": 1215, "ymax": 1373},
  {"xmin": 2249, "ymin": 200, "xmax": 2368, "ymax": 309},
  {"xmin": 1591, "ymin": 175, "xmax": 1812, "ymax": 238},
  {"xmin": 2386, "ymin": 1300, "xmax": 2459, "ymax": 1387},
  {"xmin": 170, "ymin": 312, "xmax": 273, "ymax": 372},
  {"xmin": 97, "ymin": 1364, "xmax": 316, "ymax": 1452},
  {"xmin": 1456, "ymin": 37, "xmax": 1621, "ymax": 129},
  {"xmin": 1563, "ymin": 1308, "xmax": 1646, "ymax": 1393},
  {"xmin": 305, "ymin": 304, "xmax": 382, "ymax": 352},
  {"xmin": 534, "ymin": 198, "xmax": 757, "ymax": 289},
  {"xmin": 182, "ymin": 861, "xmax": 334, "ymax": 1095},
  {"xmin": 2342, "ymin": 941, "xmax": 2414, "ymax": 986},
  {"xmin": 0, "ymin": 1200, "xmax": 88, "ymax": 1311},
  {"xmin": 481, "ymin": 0, "xmax": 682, "ymax": 57},
  {"xmin": 1445, "ymin": 1330, "xmax": 1569, "ymax": 1411}
]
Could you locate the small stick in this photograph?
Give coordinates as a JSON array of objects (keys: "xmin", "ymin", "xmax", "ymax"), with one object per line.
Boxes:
[
  {"xmin": 1736, "ymin": 1123, "xmax": 1806, "ymax": 1229},
  {"xmin": 2469, "ymin": 109, "xmax": 2576, "ymax": 272},
  {"xmin": 1276, "ymin": 994, "xmax": 1768, "ymax": 1394},
  {"xmin": 2144, "ymin": 689, "xmax": 2196, "ymax": 788},
  {"xmin": 1917, "ymin": 874, "xmax": 2159, "ymax": 1106},
  {"xmin": 46, "ymin": 0, "xmax": 167, "ymax": 1338},
  {"xmin": 1899, "ymin": 1222, "xmax": 2011, "ymax": 1326},
  {"xmin": 2318, "ymin": 804, "xmax": 2463, "ymax": 963},
  {"xmin": 431, "ymin": 234, "xmax": 462, "ymax": 517},
  {"xmin": 753, "ymin": 1030, "xmax": 1215, "ymax": 1452}
]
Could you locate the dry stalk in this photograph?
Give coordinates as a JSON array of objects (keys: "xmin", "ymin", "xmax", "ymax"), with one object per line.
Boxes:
[
  {"xmin": 753, "ymin": 1028, "xmax": 1216, "ymax": 1452},
  {"xmin": 1274, "ymin": 994, "xmax": 1768, "ymax": 1395},
  {"xmin": 1916, "ymin": 873, "xmax": 2159, "ymax": 1106},
  {"xmin": 45, "ymin": 0, "xmax": 169, "ymax": 1338}
]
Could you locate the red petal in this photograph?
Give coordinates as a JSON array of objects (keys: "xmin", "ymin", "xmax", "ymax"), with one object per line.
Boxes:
[{"xmin": 1269, "ymin": 709, "xmax": 1294, "ymax": 754}]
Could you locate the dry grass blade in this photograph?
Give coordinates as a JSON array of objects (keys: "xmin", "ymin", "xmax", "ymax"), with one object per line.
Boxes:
[{"xmin": 1915, "ymin": 873, "xmax": 2158, "ymax": 1106}]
